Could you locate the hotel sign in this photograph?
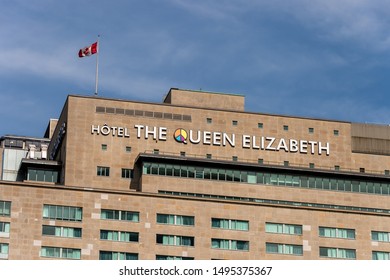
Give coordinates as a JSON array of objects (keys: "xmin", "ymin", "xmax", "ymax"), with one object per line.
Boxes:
[{"xmin": 91, "ymin": 124, "xmax": 330, "ymax": 156}]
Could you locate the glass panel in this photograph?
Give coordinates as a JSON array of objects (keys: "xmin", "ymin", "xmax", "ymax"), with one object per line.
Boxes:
[
  {"xmin": 204, "ymin": 168, "xmax": 211, "ymax": 179},
  {"xmin": 322, "ymin": 178, "xmax": 330, "ymax": 190},
  {"xmin": 173, "ymin": 165, "xmax": 181, "ymax": 177},
  {"xmin": 278, "ymin": 175, "xmax": 285, "ymax": 186},
  {"xmin": 166, "ymin": 165, "xmax": 173, "ymax": 176},
  {"xmin": 180, "ymin": 166, "xmax": 188, "ymax": 177},
  {"xmin": 360, "ymin": 182, "xmax": 367, "ymax": 193},
  {"xmin": 344, "ymin": 181, "xmax": 351, "ymax": 192},
  {"xmin": 337, "ymin": 180, "xmax": 345, "ymax": 191},
  {"xmin": 158, "ymin": 164, "xmax": 166, "ymax": 176},
  {"xmin": 187, "ymin": 167, "xmax": 195, "ymax": 178},
  {"xmin": 218, "ymin": 170, "xmax": 226, "ymax": 181},
  {"xmin": 257, "ymin": 173, "xmax": 264, "ymax": 184},
  {"xmin": 195, "ymin": 168, "xmax": 203, "ymax": 179},
  {"xmin": 330, "ymin": 179, "xmax": 337, "ymax": 190},
  {"xmin": 352, "ymin": 181, "xmax": 359, "ymax": 192},
  {"xmin": 266, "ymin": 243, "xmax": 279, "ymax": 253},
  {"xmin": 226, "ymin": 170, "xmax": 233, "ymax": 181},
  {"xmin": 308, "ymin": 177, "xmax": 316, "ymax": 188}
]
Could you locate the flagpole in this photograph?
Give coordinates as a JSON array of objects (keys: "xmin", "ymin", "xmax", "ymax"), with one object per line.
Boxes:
[{"xmin": 95, "ymin": 35, "xmax": 100, "ymax": 95}]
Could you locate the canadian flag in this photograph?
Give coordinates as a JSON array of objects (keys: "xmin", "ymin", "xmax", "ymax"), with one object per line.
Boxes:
[{"xmin": 78, "ymin": 42, "xmax": 98, "ymax": 57}]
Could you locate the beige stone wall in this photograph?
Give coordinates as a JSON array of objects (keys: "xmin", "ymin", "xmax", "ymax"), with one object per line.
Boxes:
[
  {"xmin": 164, "ymin": 88, "xmax": 245, "ymax": 111},
  {"xmin": 56, "ymin": 95, "xmax": 390, "ymax": 191},
  {"xmin": 1, "ymin": 181, "xmax": 390, "ymax": 260}
]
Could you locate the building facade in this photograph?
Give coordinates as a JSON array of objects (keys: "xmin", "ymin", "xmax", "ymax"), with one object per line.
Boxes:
[{"xmin": 1, "ymin": 88, "xmax": 390, "ymax": 260}]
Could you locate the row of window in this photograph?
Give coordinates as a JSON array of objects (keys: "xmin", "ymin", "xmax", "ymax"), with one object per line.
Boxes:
[
  {"xmin": 205, "ymin": 118, "xmax": 340, "ymax": 136},
  {"xmin": 6, "ymin": 220, "xmax": 386, "ymax": 244},
  {"xmin": 27, "ymin": 168, "xmax": 59, "ymax": 183},
  {"xmin": 160, "ymin": 190, "xmax": 390, "ymax": 216},
  {"xmin": 144, "ymin": 163, "xmax": 390, "ymax": 195},
  {"xmin": 97, "ymin": 166, "xmax": 133, "ymax": 179},
  {"xmin": 2, "ymin": 243, "xmax": 388, "ymax": 260},
  {"xmin": 2, "ymin": 202, "xmax": 390, "ymax": 242}
]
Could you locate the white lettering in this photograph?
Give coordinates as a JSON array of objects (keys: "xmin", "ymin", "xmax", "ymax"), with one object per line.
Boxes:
[
  {"xmin": 134, "ymin": 125, "xmax": 144, "ymax": 139},
  {"xmin": 319, "ymin": 142, "xmax": 330, "ymax": 156},
  {"xmin": 189, "ymin": 130, "xmax": 201, "ymax": 144},
  {"xmin": 91, "ymin": 125, "xmax": 100, "ymax": 135},
  {"xmin": 290, "ymin": 139, "xmax": 298, "ymax": 153},
  {"xmin": 213, "ymin": 132, "xmax": 221, "ymax": 146},
  {"xmin": 308, "ymin": 141, "xmax": 317, "ymax": 154},
  {"xmin": 223, "ymin": 133, "xmax": 235, "ymax": 147},
  {"xmin": 145, "ymin": 126, "xmax": 157, "ymax": 139},
  {"xmin": 266, "ymin": 137, "xmax": 276, "ymax": 150},
  {"xmin": 159, "ymin": 127, "xmax": 167, "ymax": 141},
  {"xmin": 277, "ymin": 138, "xmax": 288, "ymax": 152},
  {"xmin": 300, "ymin": 140, "xmax": 308, "ymax": 153},
  {"xmin": 242, "ymin": 135, "xmax": 251, "ymax": 148},
  {"xmin": 203, "ymin": 131, "xmax": 211, "ymax": 145},
  {"xmin": 252, "ymin": 136, "xmax": 260, "ymax": 149},
  {"xmin": 124, "ymin": 128, "xmax": 130, "ymax": 137}
]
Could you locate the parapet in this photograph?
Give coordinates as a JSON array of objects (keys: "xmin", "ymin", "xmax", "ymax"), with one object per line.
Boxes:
[{"xmin": 164, "ymin": 88, "xmax": 245, "ymax": 111}]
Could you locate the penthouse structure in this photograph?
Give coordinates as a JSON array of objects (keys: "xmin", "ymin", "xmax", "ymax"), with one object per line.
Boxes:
[{"xmin": 1, "ymin": 88, "xmax": 389, "ymax": 260}]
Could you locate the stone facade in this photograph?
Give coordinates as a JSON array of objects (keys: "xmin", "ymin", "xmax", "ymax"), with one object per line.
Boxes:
[{"xmin": 1, "ymin": 88, "xmax": 389, "ymax": 260}]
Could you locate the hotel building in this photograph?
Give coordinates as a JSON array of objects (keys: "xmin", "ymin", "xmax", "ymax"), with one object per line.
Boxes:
[{"xmin": 0, "ymin": 88, "xmax": 389, "ymax": 260}]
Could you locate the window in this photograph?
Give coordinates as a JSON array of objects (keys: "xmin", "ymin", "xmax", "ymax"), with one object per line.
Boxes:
[
  {"xmin": 0, "ymin": 243, "xmax": 9, "ymax": 259},
  {"xmin": 284, "ymin": 161, "xmax": 289, "ymax": 167},
  {"xmin": 258, "ymin": 158, "xmax": 264, "ymax": 164},
  {"xmin": 232, "ymin": 156, "xmax": 238, "ymax": 162},
  {"xmin": 385, "ymin": 170, "xmax": 389, "ymax": 175},
  {"xmin": 265, "ymin": 223, "xmax": 302, "ymax": 235},
  {"xmin": 372, "ymin": 231, "xmax": 390, "ymax": 242},
  {"xmin": 125, "ymin": 146, "xmax": 132, "ymax": 153},
  {"xmin": 156, "ymin": 255, "xmax": 194, "ymax": 260},
  {"xmin": 232, "ymin": 120, "xmax": 238, "ymax": 126},
  {"xmin": 41, "ymin": 246, "xmax": 81, "ymax": 259},
  {"xmin": 309, "ymin": 128, "xmax": 314, "ymax": 133},
  {"xmin": 99, "ymin": 251, "xmax": 138, "ymax": 260},
  {"xmin": 121, "ymin": 168, "xmax": 133, "ymax": 179},
  {"xmin": 156, "ymin": 234, "xmax": 194, "ymax": 247},
  {"xmin": 42, "ymin": 225, "xmax": 82, "ymax": 238},
  {"xmin": 97, "ymin": 166, "xmax": 110, "ymax": 176},
  {"xmin": 144, "ymin": 162, "xmax": 390, "ymax": 197},
  {"xmin": 206, "ymin": 118, "xmax": 212, "ymax": 124},
  {"xmin": 43, "ymin": 205, "xmax": 82, "ymax": 221},
  {"xmin": 319, "ymin": 247, "xmax": 356, "ymax": 259},
  {"xmin": 157, "ymin": 214, "xmax": 194, "ymax": 226},
  {"xmin": 101, "ymin": 209, "xmax": 139, "ymax": 222},
  {"xmin": 0, "ymin": 201, "xmax": 11, "ymax": 217},
  {"xmin": 212, "ymin": 218, "xmax": 249, "ymax": 231},
  {"xmin": 334, "ymin": 130, "xmax": 339, "ymax": 136},
  {"xmin": 153, "ymin": 149, "xmax": 160, "ymax": 155},
  {"xmin": 309, "ymin": 163, "xmax": 315, "ymax": 169},
  {"xmin": 334, "ymin": 165, "xmax": 340, "ymax": 171},
  {"xmin": 100, "ymin": 230, "xmax": 139, "ymax": 242},
  {"xmin": 206, "ymin": 154, "xmax": 212, "ymax": 159},
  {"xmin": 372, "ymin": 251, "xmax": 390, "ymax": 260},
  {"xmin": 283, "ymin": 125, "xmax": 288, "ymax": 131},
  {"xmin": 101, "ymin": 144, "xmax": 107, "ymax": 151},
  {"xmin": 258, "ymin": 123, "xmax": 263, "ymax": 129},
  {"xmin": 180, "ymin": 151, "xmax": 186, "ymax": 157},
  {"xmin": 319, "ymin": 227, "xmax": 355, "ymax": 239},
  {"xmin": 266, "ymin": 243, "xmax": 303, "ymax": 256},
  {"xmin": 211, "ymin": 239, "xmax": 249, "ymax": 251},
  {"xmin": 0, "ymin": 222, "xmax": 10, "ymax": 238},
  {"xmin": 27, "ymin": 168, "xmax": 59, "ymax": 183}
]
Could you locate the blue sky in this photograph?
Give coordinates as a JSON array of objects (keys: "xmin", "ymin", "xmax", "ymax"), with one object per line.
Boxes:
[{"xmin": 1, "ymin": 0, "xmax": 390, "ymax": 138}]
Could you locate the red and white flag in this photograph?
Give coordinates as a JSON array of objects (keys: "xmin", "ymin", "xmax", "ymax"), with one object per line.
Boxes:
[{"xmin": 78, "ymin": 42, "xmax": 98, "ymax": 57}]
